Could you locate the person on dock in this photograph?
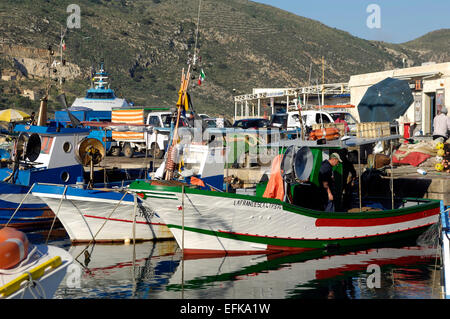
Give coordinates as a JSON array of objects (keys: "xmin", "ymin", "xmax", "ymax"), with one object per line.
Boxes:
[
  {"xmin": 432, "ymin": 107, "xmax": 450, "ymax": 141},
  {"xmin": 319, "ymin": 153, "xmax": 342, "ymax": 212},
  {"xmin": 187, "ymin": 112, "xmax": 195, "ymax": 128},
  {"xmin": 334, "ymin": 113, "xmax": 350, "ymax": 134}
]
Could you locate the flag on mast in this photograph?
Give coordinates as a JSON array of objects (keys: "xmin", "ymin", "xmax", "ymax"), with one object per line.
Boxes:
[
  {"xmin": 198, "ymin": 69, "xmax": 205, "ymax": 85},
  {"xmin": 62, "ymin": 39, "xmax": 66, "ymax": 51}
]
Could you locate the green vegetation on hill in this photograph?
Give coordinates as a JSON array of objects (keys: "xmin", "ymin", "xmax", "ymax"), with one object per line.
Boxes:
[{"xmin": 0, "ymin": 0, "xmax": 448, "ymax": 118}]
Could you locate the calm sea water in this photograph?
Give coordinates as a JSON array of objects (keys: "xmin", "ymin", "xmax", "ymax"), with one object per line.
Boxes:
[{"xmin": 26, "ymin": 227, "xmax": 443, "ymax": 300}]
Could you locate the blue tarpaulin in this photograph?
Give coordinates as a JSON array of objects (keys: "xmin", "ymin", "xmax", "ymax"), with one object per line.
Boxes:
[{"xmin": 357, "ymin": 77, "xmax": 413, "ymax": 123}]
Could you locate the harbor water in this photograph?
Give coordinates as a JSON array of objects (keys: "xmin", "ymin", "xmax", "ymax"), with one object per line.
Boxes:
[{"xmin": 27, "ymin": 227, "xmax": 442, "ymax": 299}]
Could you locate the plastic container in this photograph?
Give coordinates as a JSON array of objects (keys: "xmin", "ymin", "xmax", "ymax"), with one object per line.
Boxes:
[{"xmin": 417, "ymin": 169, "xmax": 427, "ymax": 175}]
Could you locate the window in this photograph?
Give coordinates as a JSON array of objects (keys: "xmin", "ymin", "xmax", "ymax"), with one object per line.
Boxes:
[
  {"xmin": 330, "ymin": 113, "xmax": 357, "ymax": 125},
  {"xmin": 61, "ymin": 171, "xmax": 70, "ymax": 183},
  {"xmin": 316, "ymin": 113, "xmax": 331, "ymax": 124},
  {"xmin": 62, "ymin": 141, "xmax": 72, "ymax": 153},
  {"xmin": 148, "ymin": 116, "xmax": 160, "ymax": 127},
  {"xmin": 86, "ymin": 92, "xmax": 114, "ymax": 99}
]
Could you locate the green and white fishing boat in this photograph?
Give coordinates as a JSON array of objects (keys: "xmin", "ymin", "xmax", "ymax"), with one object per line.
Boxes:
[{"xmin": 128, "ymin": 136, "xmax": 441, "ymax": 255}]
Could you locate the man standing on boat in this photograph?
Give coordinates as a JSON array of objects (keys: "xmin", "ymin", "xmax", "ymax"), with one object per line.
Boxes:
[{"xmin": 319, "ymin": 153, "xmax": 342, "ymax": 212}]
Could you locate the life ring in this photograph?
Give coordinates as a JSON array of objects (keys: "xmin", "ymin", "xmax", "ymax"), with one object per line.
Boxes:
[{"xmin": 0, "ymin": 227, "xmax": 29, "ymax": 269}]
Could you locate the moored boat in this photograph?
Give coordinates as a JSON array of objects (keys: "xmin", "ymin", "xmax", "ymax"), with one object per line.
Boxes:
[
  {"xmin": 0, "ymin": 227, "xmax": 73, "ymax": 299},
  {"xmin": 70, "ymin": 62, "xmax": 131, "ymax": 111},
  {"xmin": 0, "ymin": 124, "xmax": 90, "ymax": 229},
  {"xmin": 129, "ymin": 179, "xmax": 440, "ymax": 255},
  {"xmin": 440, "ymin": 201, "xmax": 450, "ymax": 298},
  {"xmin": 32, "ymin": 183, "xmax": 173, "ymax": 243}
]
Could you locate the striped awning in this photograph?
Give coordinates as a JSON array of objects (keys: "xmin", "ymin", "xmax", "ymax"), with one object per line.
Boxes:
[{"xmin": 112, "ymin": 109, "xmax": 145, "ymax": 140}]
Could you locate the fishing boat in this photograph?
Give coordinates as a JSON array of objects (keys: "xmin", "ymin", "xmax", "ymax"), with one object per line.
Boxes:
[
  {"xmin": 31, "ymin": 183, "xmax": 173, "ymax": 243},
  {"xmin": 70, "ymin": 62, "xmax": 131, "ymax": 111},
  {"xmin": 0, "ymin": 227, "xmax": 73, "ymax": 299},
  {"xmin": 127, "ymin": 135, "xmax": 441, "ymax": 255},
  {"xmin": 30, "ymin": 138, "xmax": 226, "ymax": 243},
  {"xmin": 0, "ymin": 124, "xmax": 90, "ymax": 228},
  {"xmin": 440, "ymin": 201, "xmax": 450, "ymax": 299}
]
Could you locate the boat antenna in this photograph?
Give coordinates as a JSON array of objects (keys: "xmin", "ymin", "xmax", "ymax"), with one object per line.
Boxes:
[
  {"xmin": 59, "ymin": 26, "xmax": 68, "ymax": 90},
  {"xmin": 192, "ymin": 0, "xmax": 202, "ymax": 68}
]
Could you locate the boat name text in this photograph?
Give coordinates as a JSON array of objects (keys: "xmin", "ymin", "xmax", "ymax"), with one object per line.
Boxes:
[{"xmin": 233, "ymin": 199, "xmax": 282, "ymax": 210}]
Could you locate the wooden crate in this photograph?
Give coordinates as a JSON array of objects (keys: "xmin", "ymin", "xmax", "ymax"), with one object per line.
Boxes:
[{"xmin": 357, "ymin": 122, "xmax": 390, "ymax": 138}]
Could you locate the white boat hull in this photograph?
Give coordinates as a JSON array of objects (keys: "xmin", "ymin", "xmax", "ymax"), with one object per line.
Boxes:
[
  {"xmin": 1, "ymin": 245, "xmax": 73, "ymax": 299},
  {"xmin": 33, "ymin": 185, "xmax": 173, "ymax": 243}
]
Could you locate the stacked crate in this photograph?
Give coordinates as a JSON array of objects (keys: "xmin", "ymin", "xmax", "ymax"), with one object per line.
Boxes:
[{"xmin": 356, "ymin": 122, "xmax": 390, "ymax": 138}]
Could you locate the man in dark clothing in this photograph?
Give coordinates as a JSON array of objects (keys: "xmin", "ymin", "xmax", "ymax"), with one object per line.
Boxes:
[
  {"xmin": 319, "ymin": 153, "xmax": 342, "ymax": 212},
  {"xmin": 336, "ymin": 148, "xmax": 357, "ymax": 211}
]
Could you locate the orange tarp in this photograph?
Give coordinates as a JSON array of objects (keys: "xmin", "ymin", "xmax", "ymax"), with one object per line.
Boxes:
[{"xmin": 263, "ymin": 154, "xmax": 285, "ymax": 201}]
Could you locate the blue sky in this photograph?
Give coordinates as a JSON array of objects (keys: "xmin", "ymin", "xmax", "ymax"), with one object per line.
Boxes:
[{"xmin": 253, "ymin": 0, "xmax": 450, "ymax": 43}]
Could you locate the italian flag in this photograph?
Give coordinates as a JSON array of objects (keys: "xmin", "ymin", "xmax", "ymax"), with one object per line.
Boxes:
[
  {"xmin": 62, "ymin": 39, "xmax": 66, "ymax": 51},
  {"xmin": 198, "ymin": 69, "xmax": 205, "ymax": 85}
]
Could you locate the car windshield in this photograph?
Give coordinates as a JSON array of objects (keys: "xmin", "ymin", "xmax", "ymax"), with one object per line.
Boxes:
[
  {"xmin": 161, "ymin": 114, "xmax": 187, "ymax": 127},
  {"xmin": 205, "ymin": 120, "xmax": 216, "ymax": 128},
  {"xmin": 271, "ymin": 115, "xmax": 287, "ymax": 125},
  {"xmin": 234, "ymin": 119, "xmax": 267, "ymax": 128}
]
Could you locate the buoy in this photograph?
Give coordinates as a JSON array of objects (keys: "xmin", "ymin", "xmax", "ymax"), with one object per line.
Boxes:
[
  {"xmin": 0, "ymin": 227, "xmax": 29, "ymax": 269},
  {"xmin": 436, "ymin": 142, "xmax": 444, "ymax": 150}
]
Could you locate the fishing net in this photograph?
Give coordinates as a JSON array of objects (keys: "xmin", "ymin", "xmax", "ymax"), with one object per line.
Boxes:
[{"xmin": 416, "ymin": 222, "xmax": 441, "ymax": 248}]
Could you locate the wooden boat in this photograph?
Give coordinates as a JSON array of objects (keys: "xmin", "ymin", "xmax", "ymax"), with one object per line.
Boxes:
[
  {"xmin": 129, "ymin": 179, "xmax": 440, "ymax": 255},
  {"xmin": 31, "ymin": 184, "xmax": 173, "ymax": 243},
  {"xmin": 127, "ymin": 130, "xmax": 441, "ymax": 255}
]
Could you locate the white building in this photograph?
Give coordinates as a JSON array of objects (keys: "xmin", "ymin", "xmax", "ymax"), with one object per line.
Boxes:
[{"xmin": 349, "ymin": 62, "xmax": 450, "ymax": 136}]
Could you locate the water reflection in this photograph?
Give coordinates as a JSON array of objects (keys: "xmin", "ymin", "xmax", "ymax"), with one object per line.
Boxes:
[
  {"xmin": 158, "ymin": 244, "xmax": 439, "ymax": 299},
  {"xmin": 49, "ymin": 236, "xmax": 440, "ymax": 299}
]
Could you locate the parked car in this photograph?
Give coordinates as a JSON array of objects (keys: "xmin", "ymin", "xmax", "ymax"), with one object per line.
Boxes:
[
  {"xmin": 203, "ymin": 117, "xmax": 233, "ymax": 128},
  {"xmin": 147, "ymin": 112, "xmax": 189, "ymax": 128},
  {"xmin": 232, "ymin": 118, "xmax": 270, "ymax": 129}
]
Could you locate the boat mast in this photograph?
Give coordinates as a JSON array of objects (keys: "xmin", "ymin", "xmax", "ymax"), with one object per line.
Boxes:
[{"xmin": 164, "ymin": 0, "xmax": 202, "ymax": 180}]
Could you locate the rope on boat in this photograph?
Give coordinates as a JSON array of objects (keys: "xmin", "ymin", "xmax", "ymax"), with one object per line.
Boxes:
[
  {"xmin": 20, "ymin": 271, "xmax": 46, "ymax": 299},
  {"xmin": 5, "ymin": 183, "xmax": 36, "ymax": 227},
  {"xmin": 45, "ymin": 185, "xmax": 68, "ymax": 245},
  {"xmin": 74, "ymin": 191, "xmax": 129, "ymax": 261}
]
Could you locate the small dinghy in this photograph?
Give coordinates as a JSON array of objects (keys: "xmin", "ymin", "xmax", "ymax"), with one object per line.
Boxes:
[{"xmin": 0, "ymin": 227, "xmax": 73, "ymax": 299}]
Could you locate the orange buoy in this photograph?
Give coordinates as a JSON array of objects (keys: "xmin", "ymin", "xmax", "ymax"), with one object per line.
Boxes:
[
  {"xmin": 0, "ymin": 227, "xmax": 29, "ymax": 269},
  {"xmin": 309, "ymin": 128, "xmax": 340, "ymax": 141}
]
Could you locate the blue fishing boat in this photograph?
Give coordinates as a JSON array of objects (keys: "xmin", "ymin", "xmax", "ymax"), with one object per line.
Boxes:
[
  {"xmin": 440, "ymin": 201, "xmax": 450, "ymax": 298},
  {"xmin": 70, "ymin": 62, "xmax": 131, "ymax": 111},
  {"xmin": 0, "ymin": 124, "xmax": 90, "ymax": 228}
]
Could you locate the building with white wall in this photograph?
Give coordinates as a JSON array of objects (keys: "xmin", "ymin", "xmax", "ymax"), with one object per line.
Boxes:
[{"xmin": 349, "ymin": 62, "xmax": 450, "ymax": 136}]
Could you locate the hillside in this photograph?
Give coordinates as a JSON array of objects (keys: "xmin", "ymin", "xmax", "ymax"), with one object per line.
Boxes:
[{"xmin": 0, "ymin": 0, "xmax": 448, "ymax": 117}]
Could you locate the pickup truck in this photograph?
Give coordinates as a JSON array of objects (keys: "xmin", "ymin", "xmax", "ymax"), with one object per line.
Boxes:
[{"xmin": 108, "ymin": 110, "xmax": 178, "ymax": 158}]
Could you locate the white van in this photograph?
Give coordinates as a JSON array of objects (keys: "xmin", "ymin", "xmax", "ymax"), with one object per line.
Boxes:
[{"xmin": 270, "ymin": 110, "xmax": 358, "ymax": 134}]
